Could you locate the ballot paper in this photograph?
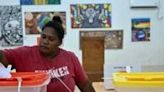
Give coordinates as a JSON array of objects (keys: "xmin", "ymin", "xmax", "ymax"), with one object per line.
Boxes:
[{"xmin": 0, "ymin": 63, "xmax": 11, "ymax": 78}]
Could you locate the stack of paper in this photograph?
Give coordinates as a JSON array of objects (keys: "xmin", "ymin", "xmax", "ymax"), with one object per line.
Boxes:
[{"xmin": 0, "ymin": 63, "xmax": 11, "ymax": 78}]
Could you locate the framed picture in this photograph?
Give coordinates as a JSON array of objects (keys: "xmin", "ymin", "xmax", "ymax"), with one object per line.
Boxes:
[
  {"xmin": 0, "ymin": 5, "xmax": 23, "ymax": 47},
  {"xmin": 80, "ymin": 30, "xmax": 123, "ymax": 49},
  {"xmin": 71, "ymin": 3, "xmax": 111, "ymax": 28},
  {"xmin": 20, "ymin": 0, "xmax": 61, "ymax": 5},
  {"xmin": 24, "ymin": 12, "xmax": 66, "ymax": 34},
  {"xmin": 132, "ymin": 18, "xmax": 150, "ymax": 42}
]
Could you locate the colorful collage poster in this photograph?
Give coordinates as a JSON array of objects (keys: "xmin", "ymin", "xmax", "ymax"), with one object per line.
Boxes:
[
  {"xmin": 80, "ymin": 30, "xmax": 123, "ymax": 49},
  {"xmin": 24, "ymin": 12, "xmax": 66, "ymax": 34},
  {"xmin": 132, "ymin": 18, "xmax": 150, "ymax": 42},
  {"xmin": 71, "ymin": 4, "xmax": 111, "ymax": 28},
  {"xmin": 0, "ymin": 6, "xmax": 23, "ymax": 47},
  {"xmin": 20, "ymin": 0, "xmax": 61, "ymax": 5}
]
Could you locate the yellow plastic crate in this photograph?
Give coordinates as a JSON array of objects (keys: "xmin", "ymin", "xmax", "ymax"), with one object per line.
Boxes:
[{"xmin": 113, "ymin": 72, "xmax": 164, "ymax": 92}]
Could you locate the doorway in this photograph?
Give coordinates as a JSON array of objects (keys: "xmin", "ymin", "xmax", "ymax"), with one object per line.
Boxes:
[{"xmin": 81, "ymin": 37, "xmax": 104, "ymax": 82}]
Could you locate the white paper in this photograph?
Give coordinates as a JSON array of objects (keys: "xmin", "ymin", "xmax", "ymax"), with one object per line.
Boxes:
[{"xmin": 0, "ymin": 63, "xmax": 11, "ymax": 78}]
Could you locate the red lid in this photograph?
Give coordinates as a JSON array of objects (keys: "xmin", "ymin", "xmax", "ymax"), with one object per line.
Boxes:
[{"xmin": 0, "ymin": 72, "xmax": 49, "ymax": 86}]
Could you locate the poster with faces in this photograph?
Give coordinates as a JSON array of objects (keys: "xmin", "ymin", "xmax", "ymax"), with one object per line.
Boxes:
[{"xmin": 0, "ymin": 5, "xmax": 23, "ymax": 47}]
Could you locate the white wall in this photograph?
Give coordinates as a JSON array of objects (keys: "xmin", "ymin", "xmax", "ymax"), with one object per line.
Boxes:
[
  {"xmin": 1, "ymin": 0, "xmax": 164, "ymax": 89},
  {"xmin": 103, "ymin": 0, "xmax": 164, "ymax": 66}
]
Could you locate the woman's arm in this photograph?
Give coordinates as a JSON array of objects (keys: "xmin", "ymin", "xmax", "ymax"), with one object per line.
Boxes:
[
  {"xmin": 0, "ymin": 50, "xmax": 9, "ymax": 67},
  {"xmin": 77, "ymin": 80, "xmax": 95, "ymax": 92},
  {"xmin": 69, "ymin": 52, "xmax": 95, "ymax": 92}
]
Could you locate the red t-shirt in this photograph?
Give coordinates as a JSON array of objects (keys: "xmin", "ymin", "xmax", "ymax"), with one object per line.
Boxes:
[{"xmin": 3, "ymin": 46, "xmax": 88, "ymax": 92}]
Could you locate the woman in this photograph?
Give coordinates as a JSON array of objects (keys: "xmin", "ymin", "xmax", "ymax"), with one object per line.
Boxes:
[{"xmin": 0, "ymin": 16, "xmax": 95, "ymax": 92}]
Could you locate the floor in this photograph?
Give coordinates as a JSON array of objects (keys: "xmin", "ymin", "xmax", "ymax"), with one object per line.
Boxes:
[
  {"xmin": 92, "ymin": 82, "xmax": 115, "ymax": 92},
  {"xmin": 75, "ymin": 82, "xmax": 115, "ymax": 92}
]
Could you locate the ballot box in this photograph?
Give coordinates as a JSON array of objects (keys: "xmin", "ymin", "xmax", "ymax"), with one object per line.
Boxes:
[
  {"xmin": 113, "ymin": 72, "xmax": 164, "ymax": 92},
  {"xmin": 0, "ymin": 72, "xmax": 50, "ymax": 92}
]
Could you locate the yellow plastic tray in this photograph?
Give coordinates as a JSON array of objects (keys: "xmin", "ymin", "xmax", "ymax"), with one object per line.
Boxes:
[{"xmin": 113, "ymin": 72, "xmax": 164, "ymax": 87}]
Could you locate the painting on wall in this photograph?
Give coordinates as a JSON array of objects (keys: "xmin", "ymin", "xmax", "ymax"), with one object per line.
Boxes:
[
  {"xmin": 20, "ymin": 0, "xmax": 61, "ymax": 5},
  {"xmin": 132, "ymin": 18, "xmax": 150, "ymax": 42},
  {"xmin": 71, "ymin": 3, "xmax": 111, "ymax": 28},
  {"xmin": 80, "ymin": 30, "xmax": 123, "ymax": 49},
  {"xmin": 0, "ymin": 6, "xmax": 23, "ymax": 47},
  {"xmin": 24, "ymin": 12, "xmax": 66, "ymax": 34}
]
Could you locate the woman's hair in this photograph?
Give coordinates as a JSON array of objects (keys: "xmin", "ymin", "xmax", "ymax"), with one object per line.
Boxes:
[{"xmin": 42, "ymin": 16, "xmax": 65, "ymax": 44}]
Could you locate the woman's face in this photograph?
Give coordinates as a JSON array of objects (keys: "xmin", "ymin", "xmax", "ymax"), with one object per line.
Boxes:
[{"xmin": 39, "ymin": 27, "xmax": 60, "ymax": 57}]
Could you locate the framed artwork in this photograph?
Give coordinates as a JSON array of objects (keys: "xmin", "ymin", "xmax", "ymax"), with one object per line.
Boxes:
[
  {"xmin": 71, "ymin": 3, "xmax": 111, "ymax": 28},
  {"xmin": 132, "ymin": 18, "xmax": 150, "ymax": 42},
  {"xmin": 24, "ymin": 12, "xmax": 66, "ymax": 34},
  {"xmin": 0, "ymin": 6, "xmax": 23, "ymax": 47},
  {"xmin": 20, "ymin": 0, "xmax": 61, "ymax": 5},
  {"xmin": 80, "ymin": 30, "xmax": 123, "ymax": 49}
]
